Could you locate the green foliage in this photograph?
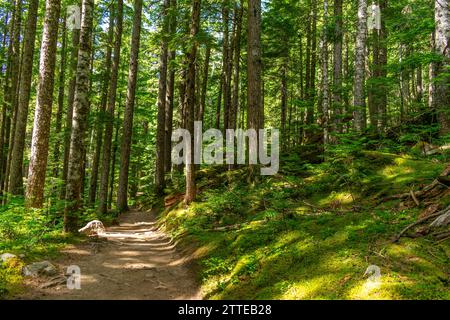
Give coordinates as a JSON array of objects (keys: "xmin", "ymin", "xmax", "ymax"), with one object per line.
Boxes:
[
  {"xmin": 192, "ymin": 188, "xmax": 247, "ymax": 226},
  {"xmin": 201, "ymin": 257, "xmax": 233, "ymax": 278},
  {"xmin": 160, "ymin": 151, "xmax": 449, "ymax": 300},
  {"xmin": 0, "ymin": 257, "xmax": 24, "ymax": 299},
  {"xmin": 0, "ymin": 201, "xmax": 60, "ymax": 253}
]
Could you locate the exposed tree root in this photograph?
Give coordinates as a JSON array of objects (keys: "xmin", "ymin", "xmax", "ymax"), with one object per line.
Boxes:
[
  {"xmin": 383, "ymin": 166, "xmax": 450, "ymax": 242},
  {"xmin": 393, "ymin": 205, "xmax": 450, "ymax": 242},
  {"xmin": 380, "ymin": 165, "xmax": 450, "ymax": 206}
]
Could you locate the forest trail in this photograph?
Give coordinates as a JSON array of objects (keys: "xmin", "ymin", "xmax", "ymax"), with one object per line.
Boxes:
[{"xmin": 19, "ymin": 210, "xmax": 202, "ymax": 300}]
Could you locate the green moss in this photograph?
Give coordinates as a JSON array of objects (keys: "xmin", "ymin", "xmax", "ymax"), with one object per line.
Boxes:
[
  {"xmin": 0, "ymin": 258, "xmax": 25, "ymax": 299},
  {"xmin": 160, "ymin": 151, "xmax": 449, "ymax": 300}
]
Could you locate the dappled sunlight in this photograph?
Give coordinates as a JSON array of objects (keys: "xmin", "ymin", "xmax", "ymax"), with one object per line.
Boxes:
[
  {"xmin": 80, "ymin": 274, "xmax": 100, "ymax": 286},
  {"xmin": 347, "ymin": 278, "xmax": 392, "ymax": 300},
  {"xmin": 277, "ymin": 275, "xmax": 336, "ymax": 299},
  {"xmin": 317, "ymin": 192, "xmax": 354, "ymax": 206}
]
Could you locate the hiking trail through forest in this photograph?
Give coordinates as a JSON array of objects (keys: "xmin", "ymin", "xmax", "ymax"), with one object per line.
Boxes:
[{"xmin": 19, "ymin": 210, "xmax": 202, "ymax": 300}]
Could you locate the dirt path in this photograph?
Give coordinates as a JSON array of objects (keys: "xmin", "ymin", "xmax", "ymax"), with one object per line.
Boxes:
[{"xmin": 19, "ymin": 210, "xmax": 202, "ymax": 300}]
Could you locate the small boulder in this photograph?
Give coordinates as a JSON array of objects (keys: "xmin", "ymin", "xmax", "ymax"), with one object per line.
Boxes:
[
  {"xmin": 78, "ymin": 220, "xmax": 106, "ymax": 236},
  {"xmin": 23, "ymin": 261, "xmax": 58, "ymax": 277},
  {"xmin": 1, "ymin": 253, "xmax": 17, "ymax": 263}
]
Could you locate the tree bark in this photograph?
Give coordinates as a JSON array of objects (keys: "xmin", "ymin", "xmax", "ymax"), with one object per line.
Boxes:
[
  {"xmin": 247, "ymin": 0, "xmax": 262, "ymax": 149},
  {"xmin": 155, "ymin": 0, "xmax": 170, "ymax": 194},
  {"xmin": 231, "ymin": 0, "xmax": 243, "ymax": 131},
  {"xmin": 353, "ymin": 0, "xmax": 368, "ymax": 132},
  {"xmin": 428, "ymin": 32, "xmax": 437, "ymax": 109},
  {"xmin": 197, "ymin": 45, "xmax": 210, "ymax": 123},
  {"xmin": 98, "ymin": 0, "xmax": 123, "ymax": 214},
  {"xmin": 109, "ymin": 105, "xmax": 121, "ymax": 209},
  {"xmin": 60, "ymin": 26, "xmax": 80, "ymax": 199},
  {"xmin": 8, "ymin": 0, "xmax": 39, "ymax": 195},
  {"xmin": 333, "ymin": 0, "xmax": 343, "ymax": 133},
  {"xmin": 222, "ymin": 3, "xmax": 230, "ymax": 131},
  {"xmin": 322, "ymin": 0, "xmax": 329, "ymax": 144},
  {"xmin": 64, "ymin": 0, "xmax": 94, "ymax": 232},
  {"xmin": 377, "ymin": 0, "xmax": 388, "ymax": 131},
  {"xmin": 305, "ymin": 0, "xmax": 317, "ymax": 141},
  {"xmin": 434, "ymin": 0, "xmax": 449, "ymax": 136},
  {"xmin": 26, "ymin": 0, "xmax": 61, "ymax": 208},
  {"xmin": 88, "ymin": 1, "xmax": 114, "ymax": 205},
  {"xmin": 281, "ymin": 60, "xmax": 288, "ymax": 148},
  {"xmin": 0, "ymin": 0, "xmax": 21, "ymax": 194},
  {"xmin": 53, "ymin": 13, "xmax": 67, "ymax": 179},
  {"xmin": 3, "ymin": 0, "xmax": 22, "ymax": 196},
  {"xmin": 164, "ymin": 0, "xmax": 177, "ymax": 174},
  {"xmin": 184, "ymin": 0, "xmax": 201, "ymax": 204},
  {"xmin": 116, "ymin": 0, "xmax": 143, "ymax": 212}
]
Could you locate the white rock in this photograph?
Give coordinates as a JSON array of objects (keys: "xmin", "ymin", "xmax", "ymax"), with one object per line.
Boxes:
[
  {"xmin": 1, "ymin": 253, "xmax": 17, "ymax": 263},
  {"xmin": 23, "ymin": 261, "xmax": 58, "ymax": 277},
  {"xmin": 78, "ymin": 220, "xmax": 106, "ymax": 236}
]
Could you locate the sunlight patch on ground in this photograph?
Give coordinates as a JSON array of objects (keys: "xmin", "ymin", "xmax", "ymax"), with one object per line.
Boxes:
[
  {"xmin": 278, "ymin": 275, "xmax": 336, "ymax": 299},
  {"xmin": 347, "ymin": 277, "xmax": 392, "ymax": 300},
  {"xmin": 317, "ymin": 192, "xmax": 354, "ymax": 206}
]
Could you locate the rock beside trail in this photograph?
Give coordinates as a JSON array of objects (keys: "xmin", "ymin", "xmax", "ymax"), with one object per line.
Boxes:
[
  {"xmin": 1, "ymin": 253, "xmax": 18, "ymax": 263},
  {"xmin": 23, "ymin": 261, "xmax": 58, "ymax": 277}
]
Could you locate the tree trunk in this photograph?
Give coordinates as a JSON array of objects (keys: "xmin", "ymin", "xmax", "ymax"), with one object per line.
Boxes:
[
  {"xmin": 333, "ymin": 0, "xmax": 343, "ymax": 133},
  {"xmin": 116, "ymin": 0, "xmax": 143, "ymax": 212},
  {"xmin": 416, "ymin": 65, "xmax": 423, "ymax": 104},
  {"xmin": 222, "ymin": 3, "xmax": 230, "ymax": 131},
  {"xmin": 428, "ymin": 32, "xmax": 437, "ymax": 109},
  {"xmin": 198, "ymin": 45, "xmax": 210, "ymax": 123},
  {"xmin": 434, "ymin": 0, "xmax": 449, "ymax": 136},
  {"xmin": 0, "ymin": 0, "xmax": 21, "ymax": 195},
  {"xmin": 0, "ymin": 9, "xmax": 12, "ymax": 195},
  {"xmin": 231, "ymin": 0, "xmax": 243, "ymax": 131},
  {"xmin": 109, "ymin": 105, "xmax": 121, "ymax": 209},
  {"xmin": 60, "ymin": 26, "xmax": 80, "ymax": 199},
  {"xmin": 98, "ymin": 0, "xmax": 123, "ymax": 214},
  {"xmin": 247, "ymin": 0, "xmax": 262, "ymax": 150},
  {"xmin": 64, "ymin": 0, "xmax": 94, "ymax": 232},
  {"xmin": 155, "ymin": 0, "xmax": 170, "ymax": 194},
  {"xmin": 88, "ymin": 1, "xmax": 115, "ymax": 205},
  {"xmin": 164, "ymin": 0, "xmax": 177, "ymax": 174},
  {"xmin": 53, "ymin": 14, "xmax": 67, "ymax": 179},
  {"xmin": 305, "ymin": 0, "xmax": 317, "ymax": 141},
  {"xmin": 184, "ymin": 0, "xmax": 201, "ymax": 204},
  {"xmin": 8, "ymin": 0, "xmax": 39, "ymax": 195},
  {"xmin": 377, "ymin": 0, "xmax": 388, "ymax": 131},
  {"xmin": 322, "ymin": 0, "xmax": 329, "ymax": 144},
  {"xmin": 26, "ymin": 0, "xmax": 61, "ymax": 208},
  {"xmin": 3, "ymin": 0, "xmax": 22, "ymax": 197},
  {"xmin": 281, "ymin": 60, "xmax": 288, "ymax": 148},
  {"xmin": 353, "ymin": 0, "xmax": 368, "ymax": 132},
  {"xmin": 216, "ymin": 75, "xmax": 223, "ymax": 129}
]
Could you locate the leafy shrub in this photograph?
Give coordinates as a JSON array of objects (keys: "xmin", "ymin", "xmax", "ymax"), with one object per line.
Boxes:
[
  {"xmin": 0, "ymin": 198, "xmax": 65, "ymax": 254},
  {"xmin": 193, "ymin": 188, "xmax": 247, "ymax": 222},
  {"xmin": 0, "ymin": 257, "xmax": 24, "ymax": 299},
  {"xmin": 201, "ymin": 257, "xmax": 233, "ymax": 278}
]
